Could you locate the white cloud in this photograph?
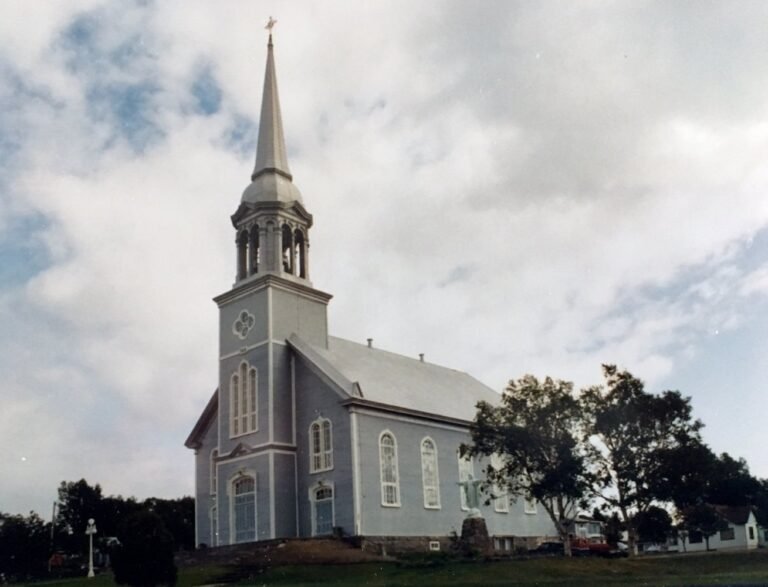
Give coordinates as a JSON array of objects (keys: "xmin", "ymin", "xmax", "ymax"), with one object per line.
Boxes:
[{"xmin": 2, "ymin": 1, "xmax": 768, "ymax": 514}]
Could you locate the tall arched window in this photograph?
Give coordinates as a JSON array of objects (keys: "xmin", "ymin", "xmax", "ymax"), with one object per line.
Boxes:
[
  {"xmin": 379, "ymin": 431, "xmax": 400, "ymax": 506},
  {"xmin": 210, "ymin": 449, "xmax": 218, "ymax": 495},
  {"xmin": 294, "ymin": 228, "xmax": 306, "ymax": 278},
  {"xmin": 230, "ymin": 361, "xmax": 258, "ymax": 437},
  {"xmin": 232, "ymin": 476, "xmax": 256, "ymax": 543},
  {"xmin": 490, "ymin": 454, "xmax": 509, "ymax": 513},
  {"xmin": 421, "ymin": 438, "xmax": 440, "ymax": 509},
  {"xmin": 458, "ymin": 453, "xmax": 474, "ymax": 510},
  {"xmin": 281, "ymin": 224, "xmax": 293, "ymax": 273},
  {"xmin": 309, "ymin": 418, "xmax": 333, "ymax": 473},
  {"xmin": 209, "ymin": 505, "xmax": 218, "ymax": 546}
]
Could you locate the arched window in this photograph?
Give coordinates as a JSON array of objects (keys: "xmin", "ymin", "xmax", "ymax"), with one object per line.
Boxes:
[
  {"xmin": 249, "ymin": 225, "xmax": 260, "ymax": 275},
  {"xmin": 309, "ymin": 418, "xmax": 333, "ymax": 473},
  {"xmin": 379, "ymin": 431, "xmax": 400, "ymax": 506},
  {"xmin": 230, "ymin": 361, "xmax": 258, "ymax": 437},
  {"xmin": 232, "ymin": 476, "xmax": 256, "ymax": 543},
  {"xmin": 490, "ymin": 454, "xmax": 509, "ymax": 513},
  {"xmin": 236, "ymin": 230, "xmax": 249, "ymax": 280},
  {"xmin": 458, "ymin": 453, "xmax": 474, "ymax": 510},
  {"xmin": 294, "ymin": 228, "xmax": 306, "ymax": 278},
  {"xmin": 210, "ymin": 449, "xmax": 218, "ymax": 495},
  {"xmin": 311, "ymin": 484, "xmax": 334, "ymax": 536},
  {"xmin": 209, "ymin": 505, "xmax": 218, "ymax": 546},
  {"xmin": 421, "ymin": 438, "xmax": 440, "ymax": 509},
  {"xmin": 281, "ymin": 224, "xmax": 293, "ymax": 274}
]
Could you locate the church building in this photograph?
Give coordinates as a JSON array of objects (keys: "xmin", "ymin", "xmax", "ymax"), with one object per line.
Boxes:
[{"xmin": 185, "ymin": 34, "xmax": 557, "ymax": 551}]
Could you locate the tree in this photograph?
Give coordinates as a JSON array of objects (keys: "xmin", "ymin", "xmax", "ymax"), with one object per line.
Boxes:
[
  {"xmin": 0, "ymin": 511, "xmax": 50, "ymax": 580},
  {"xmin": 143, "ymin": 497, "xmax": 195, "ymax": 551},
  {"xmin": 112, "ymin": 511, "xmax": 177, "ymax": 587},
  {"xmin": 680, "ymin": 504, "xmax": 727, "ymax": 551},
  {"xmin": 633, "ymin": 506, "xmax": 672, "ymax": 545},
  {"xmin": 56, "ymin": 479, "xmax": 104, "ymax": 554},
  {"xmin": 463, "ymin": 375, "xmax": 590, "ymax": 556},
  {"xmin": 581, "ymin": 365, "xmax": 702, "ymax": 556}
]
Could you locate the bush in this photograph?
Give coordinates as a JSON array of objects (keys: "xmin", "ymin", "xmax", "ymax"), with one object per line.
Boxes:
[{"xmin": 111, "ymin": 511, "xmax": 177, "ymax": 587}]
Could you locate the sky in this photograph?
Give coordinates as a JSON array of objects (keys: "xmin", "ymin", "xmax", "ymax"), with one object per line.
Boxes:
[{"xmin": 2, "ymin": 1, "xmax": 768, "ymax": 517}]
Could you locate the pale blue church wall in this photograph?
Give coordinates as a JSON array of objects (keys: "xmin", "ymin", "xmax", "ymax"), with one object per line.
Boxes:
[
  {"xmin": 354, "ymin": 411, "xmax": 557, "ymax": 539},
  {"xmin": 219, "ymin": 288, "xmax": 269, "ymax": 355},
  {"xmin": 271, "ymin": 343, "xmax": 294, "ymax": 445},
  {"xmin": 271, "ymin": 287, "xmax": 328, "ymax": 348},
  {"xmin": 216, "ymin": 453, "xmax": 272, "ymax": 544},
  {"xmin": 194, "ymin": 415, "xmax": 219, "ymax": 547},
  {"xmin": 273, "ymin": 451, "xmax": 298, "ymax": 537},
  {"xmin": 293, "ymin": 359, "xmax": 354, "ymax": 537}
]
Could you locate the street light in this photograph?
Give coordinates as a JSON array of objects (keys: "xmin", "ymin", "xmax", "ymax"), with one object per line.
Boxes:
[{"xmin": 85, "ymin": 518, "xmax": 97, "ymax": 578}]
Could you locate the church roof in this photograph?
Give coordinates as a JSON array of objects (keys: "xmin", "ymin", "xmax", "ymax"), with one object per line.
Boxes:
[
  {"xmin": 290, "ymin": 335, "xmax": 501, "ymax": 423},
  {"xmin": 184, "ymin": 388, "xmax": 218, "ymax": 449}
]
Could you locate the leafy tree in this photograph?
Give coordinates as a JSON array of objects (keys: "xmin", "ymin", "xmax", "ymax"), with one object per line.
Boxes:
[
  {"xmin": 143, "ymin": 497, "xmax": 195, "ymax": 551},
  {"xmin": 112, "ymin": 511, "xmax": 177, "ymax": 587},
  {"xmin": 633, "ymin": 505, "xmax": 672, "ymax": 545},
  {"xmin": 463, "ymin": 375, "xmax": 590, "ymax": 556},
  {"xmin": 680, "ymin": 504, "xmax": 727, "ymax": 551},
  {"xmin": 56, "ymin": 479, "xmax": 104, "ymax": 554},
  {"xmin": 581, "ymin": 365, "xmax": 702, "ymax": 556},
  {"xmin": 0, "ymin": 511, "xmax": 50, "ymax": 580}
]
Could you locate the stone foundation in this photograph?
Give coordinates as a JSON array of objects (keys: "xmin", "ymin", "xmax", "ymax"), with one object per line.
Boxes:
[{"xmin": 460, "ymin": 517, "xmax": 492, "ymax": 555}]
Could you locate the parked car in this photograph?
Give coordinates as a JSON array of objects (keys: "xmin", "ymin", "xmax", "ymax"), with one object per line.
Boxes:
[{"xmin": 532, "ymin": 541, "xmax": 565, "ymax": 555}]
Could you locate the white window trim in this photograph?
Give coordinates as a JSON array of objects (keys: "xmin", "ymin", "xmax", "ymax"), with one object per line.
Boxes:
[
  {"xmin": 457, "ymin": 453, "xmax": 474, "ymax": 511},
  {"xmin": 379, "ymin": 430, "xmax": 401, "ymax": 507},
  {"xmin": 309, "ymin": 417, "xmax": 334, "ymax": 474},
  {"xmin": 230, "ymin": 361, "xmax": 258, "ymax": 439},
  {"xmin": 209, "ymin": 504, "xmax": 218, "ymax": 547},
  {"xmin": 490, "ymin": 454, "xmax": 509, "ymax": 513},
  {"xmin": 524, "ymin": 497, "xmax": 537, "ymax": 514},
  {"xmin": 420, "ymin": 437, "xmax": 441, "ymax": 510},
  {"xmin": 309, "ymin": 482, "xmax": 335, "ymax": 537},
  {"xmin": 228, "ymin": 471, "xmax": 257, "ymax": 544},
  {"xmin": 210, "ymin": 448, "xmax": 219, "ymax": 495}
]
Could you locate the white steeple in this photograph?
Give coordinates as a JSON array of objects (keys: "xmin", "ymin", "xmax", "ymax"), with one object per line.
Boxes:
[{"xmin": 241, "ymin": 31, "xmax": 302, "ymax": 204}]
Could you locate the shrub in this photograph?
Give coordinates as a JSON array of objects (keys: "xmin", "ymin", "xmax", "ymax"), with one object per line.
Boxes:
[{"xmin": 111, "ymin": 510, "xmax": 177, "ymax": 587}]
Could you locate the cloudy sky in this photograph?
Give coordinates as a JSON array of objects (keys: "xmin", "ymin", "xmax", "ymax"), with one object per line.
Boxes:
[{"xmin": 2, "ymin": 1, "xmax": 768, "ymax": 517}]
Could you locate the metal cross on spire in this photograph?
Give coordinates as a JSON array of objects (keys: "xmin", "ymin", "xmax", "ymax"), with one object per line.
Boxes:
[{"xmin": 265, "ymin": 16, "xmax": 277, "ymax": 41}]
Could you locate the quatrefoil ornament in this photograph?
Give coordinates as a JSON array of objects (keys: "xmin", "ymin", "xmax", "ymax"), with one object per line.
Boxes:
[{"xmin": 233, "ymin": 310, "xmax": 256, "ymax": 339}]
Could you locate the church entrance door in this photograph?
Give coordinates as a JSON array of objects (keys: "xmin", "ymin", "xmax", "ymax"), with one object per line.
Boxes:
[{"xmin": 312, "ymin": 486, "xmax": 334, "ymax": 536}]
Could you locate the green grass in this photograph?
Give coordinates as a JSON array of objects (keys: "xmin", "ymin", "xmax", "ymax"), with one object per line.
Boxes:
[
  {"xmin": 238, "ymin": 552, "xmax": 768, "ymax": 586},
  {"xmin": 17, "ymin": 550, "xmax": 768, "ymax": 587}
]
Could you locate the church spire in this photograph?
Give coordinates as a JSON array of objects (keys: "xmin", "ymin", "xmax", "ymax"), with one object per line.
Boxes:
[
  {"xmin": 242, "ymin": 20, "xmax": 302, "ymax": 204},
  {"xmin": 252, "ymin": 31, "xmax": 291, "ymax": 181}
]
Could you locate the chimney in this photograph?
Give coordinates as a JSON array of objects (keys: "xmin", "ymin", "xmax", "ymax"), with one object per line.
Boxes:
[
  {"xmin": 419, "ymin": 353, "xmax": 424, "ymax": 362},
  {"xmin": 367, "ymin": 338, "xmax": 373, "ymax": 349}
]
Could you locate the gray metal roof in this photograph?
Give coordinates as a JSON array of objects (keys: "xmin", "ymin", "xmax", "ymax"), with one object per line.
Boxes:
[{"xmin": 304, "ymin": 336, "xmax": 501, "ymax": 422}]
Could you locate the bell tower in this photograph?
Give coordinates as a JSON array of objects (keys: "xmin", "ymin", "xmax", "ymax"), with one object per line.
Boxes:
[
  {"xmin": 231, "ymin": 32, "xmax": 313, "ymax": 285},
  {"xmin": 213, "ymin": 28, "xmax": 331, "ymax": 542}
]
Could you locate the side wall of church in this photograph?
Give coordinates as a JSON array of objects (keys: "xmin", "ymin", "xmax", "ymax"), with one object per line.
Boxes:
[
  {"xmin": 194, "ymin": 415, "xmax": 219, "ymax": 547},
  {"xmin": 294, "ymin": 359, "xmax": 354, "ymax": 537},
  {"xmin": 354, "ymin": 411, "xmax": 557, "ymax": 539}
]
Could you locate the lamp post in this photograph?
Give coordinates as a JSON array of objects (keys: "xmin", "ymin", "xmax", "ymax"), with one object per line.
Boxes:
[{"xmin": 85, "ymin": 518, "xmax": 97, "ymax": 578}]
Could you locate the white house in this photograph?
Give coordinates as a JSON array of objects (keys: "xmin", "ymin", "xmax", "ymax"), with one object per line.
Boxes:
[
  {"xmin": 185, "ymin": 34, "xmax": 558, "ymax": 553},
  {"xmin": 677, "ymin": 506, "xmax": 760, "ymax": 552}
]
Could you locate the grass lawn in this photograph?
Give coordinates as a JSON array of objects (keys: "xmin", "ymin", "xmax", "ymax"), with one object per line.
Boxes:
[{"xmin": 20, "ymin": 550, "xmax": 768, "ymax": 587}]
